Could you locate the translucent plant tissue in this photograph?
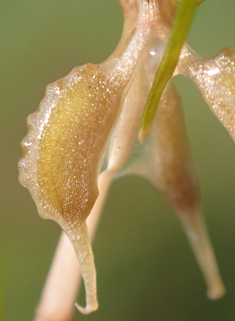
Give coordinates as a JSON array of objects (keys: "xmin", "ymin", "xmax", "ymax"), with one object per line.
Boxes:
[{"xmin": 18, "ymin": 0, "xmax": 235, "ymax": 319}]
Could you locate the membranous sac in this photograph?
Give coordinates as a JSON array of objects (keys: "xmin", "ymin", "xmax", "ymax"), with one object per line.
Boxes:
[
  {"xmin": 18, "ymin": 1, "xmax": 152, "ymax": 313},
  {"xmin": 18, "ymin": 0, "xmax": 235, "ymax": 315},
  {"xmin": 178, "ymin": 46, "xmax": 235, "ymax": 142}
]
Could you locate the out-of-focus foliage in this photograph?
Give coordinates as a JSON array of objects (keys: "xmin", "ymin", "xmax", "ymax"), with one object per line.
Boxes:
[{"xmin": 1, "ymin": 0, "xmax": 235, "ymax": 320}]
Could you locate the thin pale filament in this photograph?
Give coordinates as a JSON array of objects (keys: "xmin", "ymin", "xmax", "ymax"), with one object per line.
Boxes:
[{"xmin": 178, "ymin": 209, "xmax": 225, "ymax": 299}]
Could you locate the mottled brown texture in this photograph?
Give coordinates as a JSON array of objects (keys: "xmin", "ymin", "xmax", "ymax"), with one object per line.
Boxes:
[
  {"xmin": 154, "ymin": 82, "xmax": 199, "ymax": 213},
  {"xmin": 37, "ymin": 64, "xmax": 122, "ymax": 223},
  {"xmin": 158, "ymin": 0, "xmax": 178, "ymax": 26}
]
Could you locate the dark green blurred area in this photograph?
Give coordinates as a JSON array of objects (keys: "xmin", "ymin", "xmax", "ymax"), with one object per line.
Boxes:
[{"xmin": 1, "ymin": 0, "xmax": 235, "ymax": 320}]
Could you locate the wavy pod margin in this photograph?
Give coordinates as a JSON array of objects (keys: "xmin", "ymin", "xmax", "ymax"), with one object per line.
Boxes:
[{"xmin": 19, "ymin": 63, "xmax": 123, "ymax": 226}]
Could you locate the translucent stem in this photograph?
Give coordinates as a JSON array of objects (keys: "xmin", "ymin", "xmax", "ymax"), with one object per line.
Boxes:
[
  {"xmin": 34, "ymin": 232, "xmax": 79, "ymax": 321},
  {"xmin": 66, "ymin": 221, "xmax": 98, "ymax": 314},
  {"xmin": 33, "ymin": 171, "xmax": 113, "ymax": 321},
  {"xmin": 178, "ymin": 209, "xmax": 225, "ymax": 299}
]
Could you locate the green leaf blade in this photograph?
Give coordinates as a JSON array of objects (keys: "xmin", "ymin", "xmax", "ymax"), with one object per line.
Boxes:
[{"xmin": 139, "ymin": 0, "xmax": 198, "ymax": 142}]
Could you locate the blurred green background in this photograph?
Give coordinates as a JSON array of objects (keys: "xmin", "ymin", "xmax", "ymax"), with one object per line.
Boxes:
[{"xmin": 1, "ymin": 0, "xmax": 235, "ymax": 320}]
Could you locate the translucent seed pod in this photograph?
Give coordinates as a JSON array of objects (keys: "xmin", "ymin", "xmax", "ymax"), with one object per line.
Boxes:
[
  {"xmin": 123, "ymin": 81, "xmax": 225, "ymax": 299},
  {"xmin": 18, "ymin": 26, "xmax": 151, "ymax": 313},
  {"xmin": 178, "ymin": 45, "xmax": 235, "ymax": 142}
]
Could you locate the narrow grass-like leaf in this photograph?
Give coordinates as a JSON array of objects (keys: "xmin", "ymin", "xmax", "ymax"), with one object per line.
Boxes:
[{"xmin": 139, "ymin": 0, "xmax": 198, "ymax": 142}]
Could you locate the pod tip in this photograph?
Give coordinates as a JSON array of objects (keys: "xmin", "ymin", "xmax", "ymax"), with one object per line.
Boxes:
[
  {"xmin": 75, "ymin": 301, "xmax": 98, "ymax": 315},
  {"xmin": 207, "ymin": 282, "xmax": 226, "ymax": 300}
]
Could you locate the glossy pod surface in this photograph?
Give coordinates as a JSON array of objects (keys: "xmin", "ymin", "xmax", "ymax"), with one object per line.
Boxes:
[{"xmin": 19, "ymin": 64, "xmax": 122, "ymax": 225}]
